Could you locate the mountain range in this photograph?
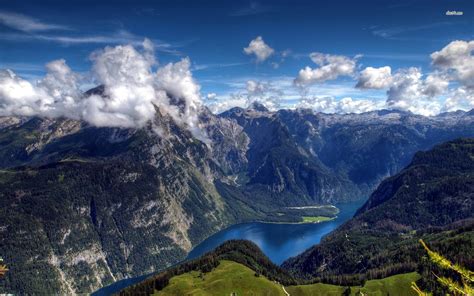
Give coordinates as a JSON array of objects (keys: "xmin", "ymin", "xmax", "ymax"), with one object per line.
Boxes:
[
  {"xmin": 122, "ymin": 138, "xmax": 474, "ymax": 296},
  {"xmin": 1, "ymin": 88, "xmax": 474, "ymax": 294}
]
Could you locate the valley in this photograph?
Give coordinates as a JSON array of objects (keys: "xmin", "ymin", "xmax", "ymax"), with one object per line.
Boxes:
[
  {"xmin": 1, "ymin": 3, "xmax": 473, "ymax": 295},
  {"xmin": 95, "ymin": 201, "xmax": 362, "ymax": 295},
  {"xmin": 119, "ymin": 138, "xmax": 474, "ymax": 296},
  {"xmin": 0, "ymin": 105, "xmax": 473, "ymax": 295},
  {"xmin": 185, "ymin": 201, "xmax": 364, "ymax": 265}
]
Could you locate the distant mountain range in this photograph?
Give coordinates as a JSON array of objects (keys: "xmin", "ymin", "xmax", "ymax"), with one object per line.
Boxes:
[
  {"xmin": 123, "ymin": 138, "xmax": 474, "ymax": 296},
  {"xmin": 1, "ymin": 88, "xmax": 474, "ymax": 294}
]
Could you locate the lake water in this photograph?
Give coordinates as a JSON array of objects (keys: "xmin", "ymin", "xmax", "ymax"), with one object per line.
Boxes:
[
  {"xmin": 187, "ymin": 200, "xmax": 365, "ymax": 264},
  {"xmin": 93, "ymin": 200, "xmax": 365, "ymax": 295}
]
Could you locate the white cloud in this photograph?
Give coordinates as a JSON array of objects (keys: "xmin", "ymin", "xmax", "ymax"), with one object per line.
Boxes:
[
  {"xmin": 206, "ymin": 93, "xmax": 217, "ymax": 100},
  {"xmin": 294, "ymin": 53, "xmax": 357, "ymax": 87},
  {"xmin": 0, "ymin": 11, "xmax": 69, "ymax": 32},
  {"xmin": 155, "ymin": 57, "xmax": 205, "ymax": 139},
  {"xmin": 443, "ymin": 87, "xmax": 474, "ymax": 112},
  {"xmin": 0, "ymin": 69, "xmax": 52, "ymax": 117},
  {"xmin": 431, "ymin": 40, "xmax": 474, "ymax": 88},
  {"xmin": 205, "ymin": 79, "xmax": 285, "ymax": 113},
  {"xmin": 206, "ymin": 94, "xmax": 248, "ymax": 114},
  {"xmin": 85, "ymin": 43, "xmax": 160, "ymax": 128},
  {"xmin": 38, "ymin": 59, "xmax": 81, "ymax": 117},
  {"xmin": 245, "ymin": 80, "xmax": 282, "ymax": 110},
  {"xmin": 387, "ymin": 67, "xmax": 424, "ymax": 107},
  {"xmin": 0, "ymin": 30, "xmax": 178, "ymax": 55},
  {"xmin": 422, "ymin": 73, "xmax": 449, "ymax": 97},
  {"xmin": 356, "ymin": 66, "xmax": 392, "ymax": 89},
  {"xmin": 35, "ymin": 30, "xmax": 145, "ymax": 45},
  {"xmin": 243, "ymin": 36, "xmax": 274, "ymax": 62},
  {"xmin": 0, "ymin": 40, "xmax": 206, "ymax": 140},
  {"xmin": 246, "ymin": 80, "xmax": 267, "ymax": 96},
  {"xmin": 385, "ymin": 67, "xmax": 446, "ymax": 116},
  {"xmin": 297, "ymin": 96, "xmax": 384, "ymax": 114}
]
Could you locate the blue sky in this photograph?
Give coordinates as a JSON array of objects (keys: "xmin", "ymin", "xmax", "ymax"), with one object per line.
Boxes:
[{"xmin": 0, "ymin": 0, "xmax": 473, "ymax": 115}]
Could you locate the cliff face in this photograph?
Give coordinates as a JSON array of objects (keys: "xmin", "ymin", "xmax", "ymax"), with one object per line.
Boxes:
[
  {"xmin": 0, "ymin": 110, "xmax": 243, "ymax": 294},
  {"xmin": 222, "ymin": 107, "xmax": 474, "ymax": 200},
  {"xmin": 1, "ymin": 101, "xmax": 474, "ymax": 294}
]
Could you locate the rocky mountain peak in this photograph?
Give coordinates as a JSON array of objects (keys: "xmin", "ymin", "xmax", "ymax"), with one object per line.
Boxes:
[{"xmin": 248, "ymin": 101, "xmax": 270, "ymax": 112}]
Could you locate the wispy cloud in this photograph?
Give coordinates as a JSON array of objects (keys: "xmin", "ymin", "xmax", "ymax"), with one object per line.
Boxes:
[
  {"xmin": 371, "ymin": 22, "xmax": 461, "ymax": 39},
  {"xmin": 193, "ymin": 62, "xmax": 249, "ymax": 71},
  {"xmin": 0, "ymin": 30, "xmax": 180, "ymax": 54},
  {"xmin": 0, "ymin": 30, "xmax": 139, "ymax": 44},
  {"xmin": 0, "ymin": 11, "xmax": 181, "ymax": 55},
  {"xmin": 0, "ymin": 11, "xmax": 70, "ymax": 32}
]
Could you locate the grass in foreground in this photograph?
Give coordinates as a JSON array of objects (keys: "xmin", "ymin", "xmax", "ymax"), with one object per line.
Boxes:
[
  {"xmin": 155, "ymin": 259, "xmax": 420, "ymax": 296},
  {"xmin": 301, "ymin": 216, "xmax": 335, "ymax": 223},
  {"xmin": 286, "ymin": 272, "xmax": 420, "ymax": 296},
  {"xmin": 156, "ymin": 260, "xmax": 286, "ymax": 296}
]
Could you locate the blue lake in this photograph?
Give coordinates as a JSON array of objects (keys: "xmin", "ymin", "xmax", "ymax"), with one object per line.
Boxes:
[
  {"xmin": 93, "ymin": 200, "xmax": 365, "ymax": 295},
  {"xmin": 187, "ymin": 200, "xmax": 365, "ymax": 264}
]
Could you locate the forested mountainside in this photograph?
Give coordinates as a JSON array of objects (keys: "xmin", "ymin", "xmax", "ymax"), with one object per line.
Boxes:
[
  {"xmin": 283, "ymin": 138, "xmax": 474, "ymax": 294},
  {"xmin": 119, "ymin": 240, "xmax": 419, "ymax": 296},
  {"xmin": 119, "ymin": 240, "xmax": 296, "ymax": 295},
  {"xmin": 0, "ymin": 109, "xmax": 246, "ymax": 294},
  {"xmin": 222, "ymin": 105, "xmax": 474, "ymax": 198},
  {"xmin": 1, "ymin": 90, "xmax": 473, "ymax": 294},
  {"xmin": 123, "ymin": 138, "xmax": 473, "ymax": 296}
]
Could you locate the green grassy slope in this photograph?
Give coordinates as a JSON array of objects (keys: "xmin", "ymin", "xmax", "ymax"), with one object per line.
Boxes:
[
  {"xmin": 286, "ymin": 272, "xmax": 419, "ymax": 296},
  {"xmin": 155, "ymin": 260, "xmax": 419, "ymax": 296},
  {"xmin": 156, "ymin": 260, "xmax": 286, "ymax": 296}
]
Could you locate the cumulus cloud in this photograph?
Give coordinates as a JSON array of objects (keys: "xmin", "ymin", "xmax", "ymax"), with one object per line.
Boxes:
[
  {"xmin": 245, "ymin": 80, "xmax": 282, "ymax": 110},
  {"xmin": 0, "ymin": 40, "xmax": 207, "ymax": 140},
  {"xmin": 386, "ymin": 67, "xmax": 423, "ymax": 107},
  {"xmin": 348, "ymin": 40, "xmax": 474, "ymax": 115},
  {"xmin": 431, "ymin": 40, "xmax": 474, "ymax": 88},
  {"xmin": 356, "ymin": 66, "xmax": 392, "ymax": 89},
  {"xmin": 206, "ymin": 93, "xmax": 217, "ymax": 100},
  {"xmin": 206, "ymin": 80, "xmax": 284, "ymax": 113},
  {"xmin": 0, "ymin": 11, "xmax": 69, "ymax": 32},
  {"xmin": 206, "ymin": 94, "xmax": 248, "ymax": 114},
  {"xmin": 385, "ymin": 67, "xmax": 449, "ymax": 116},
  {"xmin": 0, "ymin": 69, "xmax": 52, "ymax": 117},
  {"xmin": 84, "ymin": 43, "xmax": 161, "ymax": 128},
  {"xmin": 246, "ymin": 80, "xmax": 267, "ymax": 96},
  {"xmin": 297, "ymin": 96, "xmax": 383, "ymax": 114},
  {"xmin": 155, "ymin": 57, "xmax": 204, "ymax": 138},
  {"xmin": 243, "ymin": 36, "xmax": 274, "ymax": 62},
  {"xmin": 422, "ymin": 73, "xmax": 449, "ymax": 97},
  {"xmin": 294, "ymin": 53, "xmax": 357, "ymax": 87}
]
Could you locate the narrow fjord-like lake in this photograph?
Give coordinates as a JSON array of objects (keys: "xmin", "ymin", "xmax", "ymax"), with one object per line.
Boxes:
[
  {"xmin": 187, "ymin": 200, "xmax": 365, "ymax": 264},
  {"xmin": 94, "ymin": 200, "xmax": 364, "ymax": 295}
]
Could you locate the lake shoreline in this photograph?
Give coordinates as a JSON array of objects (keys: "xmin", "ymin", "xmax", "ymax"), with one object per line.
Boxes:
[
  {"xmin": 93, "ymin": 200, "xmax": 367, "ymax": 296},
  {"xmin": 253, "ymin": 216, "xmax": 337, "ymax": 225}
]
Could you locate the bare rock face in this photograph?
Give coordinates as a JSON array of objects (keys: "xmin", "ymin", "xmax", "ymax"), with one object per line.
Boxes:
[
  {"xmin": 222, "ymin": 106, "xmax": 474, "ymax": 200},
  {"xmin": 1, "ymin": 89, "xmax": 474, "ymax": 295},
  {"xmin": 0, "ymin": 107, "xmax": 242, "ymax": 294}
]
